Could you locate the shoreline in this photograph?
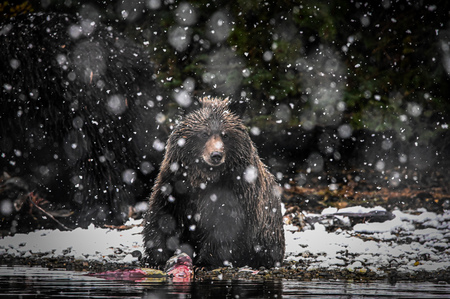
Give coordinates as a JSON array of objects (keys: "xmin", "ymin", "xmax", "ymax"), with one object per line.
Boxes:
[{"xmin": 1, "ymin": 255, "xmax": 448, "ymax": 284}]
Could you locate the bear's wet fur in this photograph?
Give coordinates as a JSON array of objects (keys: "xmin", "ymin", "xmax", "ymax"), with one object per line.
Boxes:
[
  {"xmin": 143, "ymin": 97, "xmax": 285, "ymax": 268},
  {"xmin": 0, "ymin": 13, "xmax": 160, "ymax": 228}
]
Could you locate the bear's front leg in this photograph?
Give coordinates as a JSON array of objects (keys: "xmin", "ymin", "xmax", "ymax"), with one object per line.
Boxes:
[{"xmin": 142, "ymin": 206, "xmax": 180, "ymax": 268}]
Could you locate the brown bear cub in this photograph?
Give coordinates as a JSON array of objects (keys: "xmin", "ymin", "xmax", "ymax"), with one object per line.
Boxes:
[{"xmin": 142, "ymin": 97, "xmax": 285, "ymax": 268}]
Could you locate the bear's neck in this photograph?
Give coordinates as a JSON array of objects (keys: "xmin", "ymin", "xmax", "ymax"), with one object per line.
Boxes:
[
  {"xmin": 174, "ymin": 162, "xmax": 254, "ymax": 191},
  {"xmin": 187, "ymin": 168, "xmax": 224, "ymax": 188}
]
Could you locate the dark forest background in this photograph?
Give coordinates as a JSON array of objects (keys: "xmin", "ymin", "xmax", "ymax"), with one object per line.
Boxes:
[{"xmin": 5, "ymin": 0, "xmax": 447, "ymax": 166}]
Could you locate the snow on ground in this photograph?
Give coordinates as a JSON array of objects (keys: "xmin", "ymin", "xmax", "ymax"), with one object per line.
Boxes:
[
  {"xmin": 0, "ymin": 207, "xmax": 449, "ymax": 275},
  {"xmin": 285, "ymin": 207, "xmax": 450, "ymax": 274},
  {"xmin": 0, "ymin": 219, "xmax": 144, "ymax": 264}
]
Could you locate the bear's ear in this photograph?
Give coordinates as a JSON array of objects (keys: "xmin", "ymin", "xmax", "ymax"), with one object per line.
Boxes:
[
  {"xmin": 228, "ymin": 99, "xmax": 247, "ymax": 118},
  {"xmin": 198, "ymin": 96, "xmax": 216, "ymax": 108}
]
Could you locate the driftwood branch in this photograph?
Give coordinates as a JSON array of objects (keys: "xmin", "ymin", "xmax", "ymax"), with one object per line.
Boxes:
[{"xmin": 28, "ymin": 192, "xmax": 71, "ymax": 231}]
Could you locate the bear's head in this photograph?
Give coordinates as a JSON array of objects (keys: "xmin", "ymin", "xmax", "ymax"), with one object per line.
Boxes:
[{"xmin": 167, "ymin": 97, "xmax": 254, "ymax": 174}]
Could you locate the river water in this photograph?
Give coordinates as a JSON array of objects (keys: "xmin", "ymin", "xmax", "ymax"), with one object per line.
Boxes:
[{"xmin": 0, "ymin": 265, "xmax": 448, "ymax": 298}]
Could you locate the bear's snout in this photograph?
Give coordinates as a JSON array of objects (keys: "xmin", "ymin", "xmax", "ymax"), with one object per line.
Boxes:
[{"xmin": 202, "ymin": 135, "xmax": 225, "ymax": 166}]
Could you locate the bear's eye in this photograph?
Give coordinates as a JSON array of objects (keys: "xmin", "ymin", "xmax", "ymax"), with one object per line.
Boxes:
[
  {"xmin": 222, "ymin": 132, "xmax": 229, "ymax": 139},
  {"xmin": 200, "ymin": 132, "xmax": 209, "ymax": 139}
]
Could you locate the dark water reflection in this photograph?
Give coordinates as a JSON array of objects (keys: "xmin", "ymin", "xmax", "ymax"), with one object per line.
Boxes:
[{"xmin": 0, "ymin": 266, "xmax": 448, "ymax": 298}]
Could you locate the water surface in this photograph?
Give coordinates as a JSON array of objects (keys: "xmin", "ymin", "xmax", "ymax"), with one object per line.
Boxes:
[{"xmin": 0, "ymin": 265, "xmax": 448, "ymax": 298}]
